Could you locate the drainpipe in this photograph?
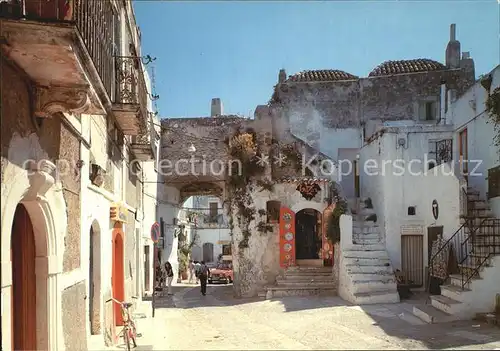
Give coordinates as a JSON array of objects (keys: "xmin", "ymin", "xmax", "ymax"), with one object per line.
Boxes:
[{"xmin": 440, "ymin": 84, "xmax": 446, "ymax": 125}]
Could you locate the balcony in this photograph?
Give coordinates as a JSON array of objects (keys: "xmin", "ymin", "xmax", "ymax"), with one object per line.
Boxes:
[
  {"xmin": 0, "ymin": 0, "xmax": 115, "ymax": 116},
  {"xmin": 113, "ymin": 56, "xmax": 149, "ymax": 135},
  {"xmin": 130, "ymin": 121, "xmax": 154, "ymax": 161}
]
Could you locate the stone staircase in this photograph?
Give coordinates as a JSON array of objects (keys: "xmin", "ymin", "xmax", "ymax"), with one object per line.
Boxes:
[
  {"xmin": 413, "ymin": 187, "xmax": 500, "ymax": 323},
  {"xmin": 338, "ymin": 198, "xmax": 400, "ymax": 305},
  {"xmin": 265, "ymin": 266, "xmax": 336, "ymax": 299}
]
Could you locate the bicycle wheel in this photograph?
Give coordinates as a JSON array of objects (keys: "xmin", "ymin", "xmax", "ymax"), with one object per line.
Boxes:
[
  {"xmin": 130, "ymin": 321, "xmax": 138, "ymax": 347},
  {"xmin": 123, "ymin": 327, "xmax": 131, "ymax": 351}
]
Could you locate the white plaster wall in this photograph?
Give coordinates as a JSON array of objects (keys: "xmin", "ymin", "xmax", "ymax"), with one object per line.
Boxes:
[
  {"xmin": 139, "ymin": 161, "xmax": 157, "ymax": 295},
  {"xmin": 191, "ymin": 228, "xmax": 231, "ymax": 262},
  {"xmin": 374, "ymin": 132, "xmax": 460, "ymax": 272},
  {"xmin": 156, "ymin": 184, "xmax": 181, "ymax": 276},
  {"xmin": 453, "ymin": 255, "xmax": 500, "ymax": 319},
  {"xmin": 291, "ymin": 125, "xmax": 362, "ymax": 161},
  {"xmin": 449, "ymin": 65, "xmax": 500, "ymax": 216}
]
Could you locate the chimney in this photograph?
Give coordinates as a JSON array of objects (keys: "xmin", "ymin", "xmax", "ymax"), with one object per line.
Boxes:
[
  {"xmin": 450, "ymin": 23, "xmax": 456, "ymax": 41},
  {"xmin": 278, "ymin": 69, "xmax": 287, "ymax": 83},
  {"xmin": 211, "ymin": 98, "xmax": 223, "ymax": 117},
  {"xmin": 445, "ymin": 23, "xmax": 461, "ymax": 68}
]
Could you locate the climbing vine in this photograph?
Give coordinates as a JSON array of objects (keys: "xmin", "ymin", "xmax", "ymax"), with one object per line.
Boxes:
[
  {"xmin": 325, "ymin": 183, "xmax": 348, "ymax": 244},
  {"xmin": 486, "ymin": 86, "xmax": 500, "ymax": 151},
  {"xmin": 256, "ymin": 221, "xmax": 274, "ymax": 235},
  {"xmin": 226, "ymin": 130, "xmax": 268, "ymax": 250}
]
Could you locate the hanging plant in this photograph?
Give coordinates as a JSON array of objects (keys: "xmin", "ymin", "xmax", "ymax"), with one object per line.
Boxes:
[{"xmin": 486, "ymin": 87, "xmax": 500, "ymax": 151}]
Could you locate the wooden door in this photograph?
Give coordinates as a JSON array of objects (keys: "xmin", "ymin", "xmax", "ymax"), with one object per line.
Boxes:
[
  {"xmin": 401, "ymin": 235, "xmax": 424, "ymax": 287},
  {"xmin": 279, "ymin": 207, "xmax": 296, "ymax": 267},
  {"xmin": 459, "ymin": 128, "xmax": 468, "ymax": 182},
  {"xmin": 322, "ymin": 205, "xmax": 334, "ymax": 267},
  {"xmin": 112, "ymin": 230, "xmax": 125, "ymax": 326},
  {"xmin": 11, "ymin": 204, "xmax": 37, "ymax": 350}
]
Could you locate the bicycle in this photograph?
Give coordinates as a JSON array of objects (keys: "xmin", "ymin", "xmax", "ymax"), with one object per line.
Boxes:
[{"xmin": 106, "ymin": 296, "xmax": 139, "ymax": 351}]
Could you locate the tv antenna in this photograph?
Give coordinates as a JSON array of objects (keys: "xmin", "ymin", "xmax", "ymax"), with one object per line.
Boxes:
[{"xmin": 150, "ymin": 65, "xmax": 159, "ymax": 114}]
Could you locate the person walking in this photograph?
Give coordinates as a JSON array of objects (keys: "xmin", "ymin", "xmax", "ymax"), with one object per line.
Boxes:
[
  {"xmin": 188, "ymin": 260, "xmax": 195, "ymax": 284},
  {"xmin": 194, "ymin": 261, "xmax": 201, "ymax": 284},
  {"xmin": 199, "ymin": 261, "xmax": 210, "ymax": 296},
  {"xmin": 165, "ymin": 261, "xmax": 174, "ymax": 295}
]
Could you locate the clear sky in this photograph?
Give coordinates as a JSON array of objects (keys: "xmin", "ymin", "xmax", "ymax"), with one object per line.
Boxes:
[{"xmin": 133, "ymin": 0, "xmax": 499, "ymax": 119}]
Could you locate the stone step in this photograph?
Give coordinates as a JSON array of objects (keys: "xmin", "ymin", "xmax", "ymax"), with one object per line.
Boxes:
[
  {"xmin": 349, "ymin": 272, "xmax": 395, "ymax": 282},
  {"xmin": 353, "ymin": 226, "xmax": 380, "ymax": 234},
  {"xmin": 467, "ymin": 187, "xmax": 480, "ymax": 195},
  {"xmin": 413, "ymin": 304, "xmax": 457, "ymax": 324},
  {"xmin": 284, "ymin": 271, "xmax": 333, "ymax": 279},
  {"xmin": 468, "ymin": 209, "xmax": 494, "ymax": 217},
  {"xmin": 353, "ymin": 221, "xmax": 378, "ymax": 228},
  {"xmin": 351, "ymin": 280, "xmax": 397, "ymax": 294},
  {"xmin": 345, "ymin": 244, "xmax": 386, "ymax": 251},
  {"xmin": 276, "ymin": 280, "xmax": 334, "ymax": 288},
  {"xmin": 346, "ymin": 265, "xmax": 394, "ymax": 274},
  {"xmin": 285, "ymin": 266, "xmax": 332, "ymax": 273},
  {"xmin": 351, "ymin": 208, "xmax": 376, "ymax": 216},
  {"xmin": 353, "ymin": 238, "xmax": 383, "ymax": 245},
  {"xmin": 265, "ymin": 286, "xmax": 336, "ymax": 299},
  {"xmin": 343, "ymin": 250, "xmax": 389, "ymax": 259},
  {"xmin": 430, "ymin": 294, "xmax": 462, "ymax": 314},
  {"xmin": 344, "ymin": 256, "xmax": 392, "ymax": 266},
  {"xmin": 440, "ymin": 284, "xmax": 471, "ymax": 302},
  {"xmin": 468, "ymin": 201, "xmax": 489, "ymax": 210},
  {"xmin": 280, "ymin": 274, "xmax": 333, "ymax": 281},
  {"xmin": 352, "ymin": 290, "xmax": 400, "ymax": 304},
  {"xmin": 450, "ymin": 273, "xmax": 482, "ymax": 288},
  {"xmin": 350, "ymin": 273, "xmax": 395, "ymax": 282}
]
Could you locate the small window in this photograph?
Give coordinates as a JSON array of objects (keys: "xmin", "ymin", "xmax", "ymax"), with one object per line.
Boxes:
[
  {"xmin": 208, "ymin": 202, "xmax": 218, "ymax": 223},
  {"xmin": 266, "ymin": 200, "xmax": 281, "ymax": 223},
  {"xmin": 222, "ymin": 244, "xmax": 232, "ymax": 256},
  {"xmin": 408, "ymin": 206, "xmax": 416, "ymax": 216},
  {"xmin": 419, "ymin": 100, "xmax": 438, "ymax": 121}
]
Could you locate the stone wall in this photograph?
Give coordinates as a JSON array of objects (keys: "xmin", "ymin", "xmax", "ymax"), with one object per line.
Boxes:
[
  {"xmin": 60, "ymin": 123, "xmax": 82, "ymax": 272},
  {"xmin": 272, "ymin": 69, "xmax": 475, "ymax": 131},
  {"xmin": 0, "ymin": 61, "xmax": 60, "ymax": 176},
  {"xmin": 62, "ymin": 282, "xmax": 87, "ymax": 351}
]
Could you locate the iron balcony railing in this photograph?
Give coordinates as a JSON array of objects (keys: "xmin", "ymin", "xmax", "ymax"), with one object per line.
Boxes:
[
  {"xmin": 429, "ymin": 217, "xmax": 500, "ymax": 290},
  {"xmin": 115, "ymin": 55, "xmax": 149, "ymax": 130},
  {"xmin": 0, "ymin": 0, "xmax": 115, "ymax": 98}
]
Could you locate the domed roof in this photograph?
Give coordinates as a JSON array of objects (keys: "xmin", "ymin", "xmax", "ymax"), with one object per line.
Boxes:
[
  {"xmin": 286, "ymin": 69, "xmax": 358, "ymax": 82},
  {"xmin": 369, "ymin": 59, "xmax": 446, "ymax": 77}
]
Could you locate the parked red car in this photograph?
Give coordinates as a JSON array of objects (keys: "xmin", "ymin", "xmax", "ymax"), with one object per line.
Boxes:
[{"xmin": 208, "ymin": 263, "xmax": 233, "ymax": 284}]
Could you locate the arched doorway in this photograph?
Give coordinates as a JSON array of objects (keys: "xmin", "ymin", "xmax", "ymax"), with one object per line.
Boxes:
[
  {"xmin": 295, "ymin": 209, "xmax": 322, "ymax": 266},
  {"xmin": 112, "ymin": 224, "xmax": 125, "ymax": 326},
  {"xmin": 11, "ymin": 204, "xmax": 37, "ymax": 350},
  {"xmin": 89, "ymin": 220, "xmax": 101, "ymax": 335}
]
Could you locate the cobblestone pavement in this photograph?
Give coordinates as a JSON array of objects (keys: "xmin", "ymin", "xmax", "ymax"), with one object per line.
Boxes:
[{"xmin": 96, "ymin": 284, "xmax": 500, "ymax": 350}]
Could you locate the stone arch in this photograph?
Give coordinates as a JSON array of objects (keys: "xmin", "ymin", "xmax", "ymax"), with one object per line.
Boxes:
[
  {"xmin": 89, "ymin": 219, "xmax": 102, "ymax": 335},
  {"xmin": 1, "ymin": 161, "xmax": 66, "ymax": 351},
  {"xmin": 291, "ymin": 200, "xmax": 325, "ymax": 214}
]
